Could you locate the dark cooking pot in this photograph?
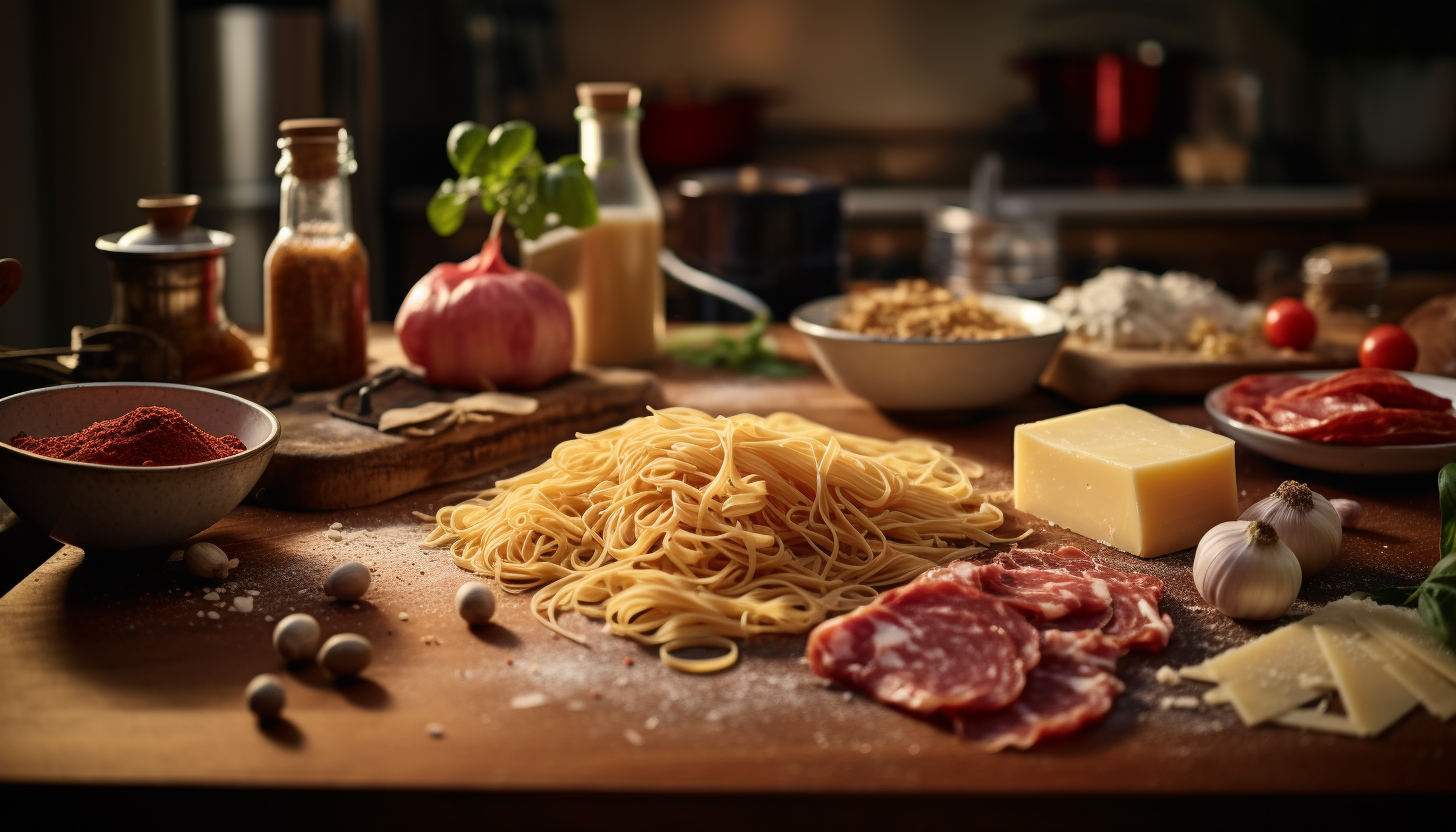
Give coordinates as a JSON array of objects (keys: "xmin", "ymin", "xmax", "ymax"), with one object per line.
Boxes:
[{"xmin": 672, "ymin": 167, "xmax": 844, "ymax": 322}]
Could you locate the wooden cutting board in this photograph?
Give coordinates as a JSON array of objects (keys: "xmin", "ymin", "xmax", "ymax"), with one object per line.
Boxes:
[
  {"xmin": 253, "ymin": 366, "xmax": 662, "ymax": 511},
  {"xmin": 1040, "ymin": 338, "xmax": 1357, "ymax": 406}
]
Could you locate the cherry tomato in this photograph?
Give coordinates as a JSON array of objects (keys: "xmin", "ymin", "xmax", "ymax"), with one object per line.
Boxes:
[
  {"xmin": 1359, "ymin": 324, "xmax": 1419, "ymax": 371},
  {"xmin": 1263, "ymin": 297, "xmax": 1318, "ymax": 351}
]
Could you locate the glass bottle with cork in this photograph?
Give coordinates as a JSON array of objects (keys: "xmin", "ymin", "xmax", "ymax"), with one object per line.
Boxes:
[
  {"xmin": 264, "ymin": 118, "xmax": 370, "ymax": 389},
  {"xmin": 521, "ymin": 83, "xmax": 664, "ymax": 365}
]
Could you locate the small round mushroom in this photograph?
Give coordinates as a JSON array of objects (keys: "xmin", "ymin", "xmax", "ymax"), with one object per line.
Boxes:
[
  {"xmin": 324, "ymin": 561, "xmax": 371, "ymax": 601},
  {"xmin": 318, "ymin": 633, "xmax": 373, "ymax": 678},
  {"xmin": 245, "ymin": 673, "xmax": 286, "ymax": 720},
  {"xmin": 272, "ymin": 613, "xmax": 321, "ymax": 663},
  {"xmin": 185, "ymin": 542, "xmax": 230, "ymax": 580},
  {"xmin": 455, "ymin": 582, "xmax": 496, "ymax": 626}
]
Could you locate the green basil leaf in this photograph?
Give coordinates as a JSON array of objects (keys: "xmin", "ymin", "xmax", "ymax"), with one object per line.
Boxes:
[
  {"xmin": 1440, "ymin": 463, "xmax": 1456, "ymax": 558},
  {"xmin": 426, "ymin": 179, "xmax": 470, "ymax": 237},
  {"xmin": 1354, "ymin": 586, "xmax": 1423, "ymax": 607},
  {"xmin": 1418, "ymin": 577, "xmax": 1456, "ymax": 650},
  {"xmin": 446, "ymin": 122, "xmax": 491, "ymax": 177},
  {"xmin": 486, "ymin": 120, "xmax": 536, "ymax": 181},
  {"xmin": 512, "ymin": 197, "xmax": 549, "ymax": 241},
  {"xmin": 543, "ymin": 155, "xmax": 599, "ymax": 229}
]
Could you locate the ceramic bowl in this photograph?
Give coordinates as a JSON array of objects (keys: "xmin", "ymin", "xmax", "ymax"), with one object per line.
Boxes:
[
  {"xmin": 789, "ymin": 293, "xmax": 1067, "ymax": 412},
  {"xmin": 0, "ymin": 383, "xmax": 279, "ymax": 549}
]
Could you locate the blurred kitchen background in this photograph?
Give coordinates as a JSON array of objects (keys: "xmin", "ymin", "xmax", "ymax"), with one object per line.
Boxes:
[{"xmin": 1, "ymin": 0, "xmax": 1453, "ymax": 346}]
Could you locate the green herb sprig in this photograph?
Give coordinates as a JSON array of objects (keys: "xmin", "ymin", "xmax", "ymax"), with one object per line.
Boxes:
[
  {"xmin": 665, "ymin": 317, "xmax": 806, "ymax": 377},
  {"xmin": 426, "ymin": 120, "xmax": 598, "ymax": 242},
  {"xmin": 1360, "ymin": 463, "xmax": 1456, "ymax": 648}
]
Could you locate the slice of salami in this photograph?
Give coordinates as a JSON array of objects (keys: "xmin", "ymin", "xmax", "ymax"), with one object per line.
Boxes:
[
  {"xmin": 950, "ymin": 629, "xmax": 1125, "ymax": 752},
  {"xmin": 994, "ymin": 547, "xmax": 1173, "ymax": 652},
  {"xmin": 928, "ymin": 560, "xmax": 1113, "ymax": 625},
  {"xmin": 806, "ymin": 580, "xmax": 1040, "ymax": 714}
]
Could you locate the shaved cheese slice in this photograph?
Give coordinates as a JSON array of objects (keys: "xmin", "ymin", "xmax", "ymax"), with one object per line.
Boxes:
[
  {"xmin": 1273, "ymin": 707, "xmax": 1365, "ymax": 737},
  {"xmin": 1357, "ymin": 603, "xmax": 1456, "ymax": 687},
  {"xmin": 1177, "ymin": 662, "xmax": 1219, "ymax": 683},
  {"xmin": 1207, "ymin": 616, "xmax": 1330, "ymax": 725},
  {"xmin": 1202, "ymin": 685, "xmax": 1232, "ymax": 705},
  {"xmin": 1312, "ymin": 622, "xmax": 1417, "ymax": 737},
  {"xmin": 1357, "ymin": 631, "xmax": 1456, "ymax": 721}
]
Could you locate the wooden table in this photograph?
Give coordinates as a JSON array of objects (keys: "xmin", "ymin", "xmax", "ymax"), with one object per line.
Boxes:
[{"xmin": 1, "ymin": 328, "xmax": 1451, "ymax": 821}]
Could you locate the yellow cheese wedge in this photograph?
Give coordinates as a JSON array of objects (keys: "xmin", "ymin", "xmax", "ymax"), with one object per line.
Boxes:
[
  {"xmin": 1312, "ymin": 621, "xmax": 1418, "ymax": 736},
  {"xmin": 1013, "ymin": 405, "xmax": 1238, "ymax": 557},
  {"xmin": 1356, "ymin": 634, "xmax": 1456, "ymax": 721}
]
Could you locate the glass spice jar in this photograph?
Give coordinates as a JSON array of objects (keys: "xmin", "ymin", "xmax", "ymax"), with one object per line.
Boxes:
[{"xmin": 264, "ymin": 118, "xmax": 370, "ymax": 389}]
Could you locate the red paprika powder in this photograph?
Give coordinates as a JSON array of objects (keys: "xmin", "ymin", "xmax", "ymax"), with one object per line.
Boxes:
[{"xmin": 10, "ymin": 406, "xmax": 246, "ymax": 467}]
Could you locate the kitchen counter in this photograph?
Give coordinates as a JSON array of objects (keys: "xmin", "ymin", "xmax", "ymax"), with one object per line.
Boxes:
[{"xmin": 1, "ymin": 328, "xmax": 1452, "ymax": 820}]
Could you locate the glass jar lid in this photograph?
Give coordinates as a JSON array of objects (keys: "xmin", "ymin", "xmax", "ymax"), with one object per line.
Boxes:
[{"xmin": 96, "ymin": 194, "xmax": 233, "ymax": 257}]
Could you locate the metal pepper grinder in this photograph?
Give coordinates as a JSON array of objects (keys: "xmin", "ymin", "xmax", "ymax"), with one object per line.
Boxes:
[{"xmin": 94, "ymin": 195, "xmax": 257, "ymax": 382}]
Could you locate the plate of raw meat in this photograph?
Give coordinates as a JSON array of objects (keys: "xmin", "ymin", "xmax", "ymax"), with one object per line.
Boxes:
[{"xmin": 1205, "ymin": 368, "xmax": 1456, "ymax": 474}]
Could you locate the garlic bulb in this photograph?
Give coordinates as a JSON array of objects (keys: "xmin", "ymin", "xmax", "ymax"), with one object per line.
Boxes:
[
  {"xmin": 1239, "ymin": 481, "xmax": 1342, "ymax": 578},
  {"xmin": 1194, "ymin": 520, "xmax": 1302, "ymax": 620}
]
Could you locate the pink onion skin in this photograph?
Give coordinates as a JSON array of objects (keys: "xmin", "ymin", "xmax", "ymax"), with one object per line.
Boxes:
[{"xmin": 394, "ymin": 237, "xmax": 574, "ymax": 389}]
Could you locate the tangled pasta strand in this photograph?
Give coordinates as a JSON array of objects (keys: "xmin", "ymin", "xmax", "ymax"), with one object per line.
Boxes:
[{"xmin": 425, "ymin": 408, "xmax": 1018, "ymax": 669}]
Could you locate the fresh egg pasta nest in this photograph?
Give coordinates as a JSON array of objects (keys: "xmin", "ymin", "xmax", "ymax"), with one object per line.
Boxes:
[{"xmin": 425, "ymin": 407, "xmax": 1015, "ymax": 668}]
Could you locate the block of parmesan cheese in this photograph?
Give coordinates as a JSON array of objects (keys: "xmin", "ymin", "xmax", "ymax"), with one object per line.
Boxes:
[{"xmin": 1014, "ymin": 404, "xmax": 1238, "ymax": 557}]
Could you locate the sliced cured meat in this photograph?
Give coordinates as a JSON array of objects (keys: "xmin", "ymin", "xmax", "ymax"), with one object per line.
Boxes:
[
  {"xmin": 926, "ymin": 560, "xmax": 1113, "ymax": 624},
  {"xmin": 994, "ymin": 547, "xmax": 1173, "ymax": 652},
  {"xmin": 1222, "ymin": 368, "xmax": 1456, "ymax": 445},
  {"xmin": 949, "ymin": 629, "xmax": 1125, "ymax": 752},
  {"xmin": 1280, "ymin": 407, "xmax": 1456, "ymax": 445},
  {"xmin": 806, "ymin": 579, "xmax": 1040, "ymax": 714},
  {"xmin": 1223, "ymin": 373, "xmax": 1305, "ymax": 418}
]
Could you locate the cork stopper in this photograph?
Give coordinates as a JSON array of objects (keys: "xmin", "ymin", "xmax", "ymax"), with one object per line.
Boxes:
[
  {"xmin": 280, "ymin": 118, "xmax": 346, "ymax": 181},
  {"xmin": 576, "ymin": 83, "xmax": 640, "ymax": 112}
]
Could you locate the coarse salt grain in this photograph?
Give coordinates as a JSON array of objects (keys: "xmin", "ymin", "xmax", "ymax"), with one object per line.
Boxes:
[
  {"xmin": 624, "ymin": 729, "xmax": 645, "ymax": 747},
  {"xmin": 567, "ymin": 700, "xmax": 586, "ymax": 712},
  {"xmin": 232, "ymin": 597, "xmax": 254, "ymax": 613},
  {"xmin": 206, "ymin": 611, "xmax": 220, "ymax": 620},
  {"xmin": 426, "ymin": 722, "xmax": 445, "ymax": 739},
  {"xmin": 246, "ymin": 590, "xmax": 260, "ymax": 596},
  {"xmin": 1155, "ymin": 665, "xmax": 1181, "ymax": 686},
  {"xmin": 196, "ymin": 611, "xmax": 204, "ymax": 618},
  {"xmin": 326, "ymin": 530, "xmax": 343, "ymax": 542},
  {"xmin": 644, "ymin": 716, "xmax": 660, "ymax": 730},
  {"xmin": 264, "ymin": 615, "xmax": 274, "ymax": 622},
  {"xmin": 202, "ymin": 592, "xmax": 220, "ymax": 601},
  {"xmin": 330, "ymin": 522, "xmax": 343, "ymax": 531},
  {"xmin": 510, "ymin": 692, "xmax": 549, "ymax": 709},
  {"xmin": 398, "ymin": 612, "xmax": 410, "ymax": 621}
]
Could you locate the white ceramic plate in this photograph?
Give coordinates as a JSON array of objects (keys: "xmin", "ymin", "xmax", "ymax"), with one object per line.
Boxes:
[{"xmin": 1205, "ymin": 370, "xmax": 1456, "ymax": 475}]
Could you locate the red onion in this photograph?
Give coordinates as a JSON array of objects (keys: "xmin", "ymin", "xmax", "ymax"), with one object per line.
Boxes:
[{"xmin": 394, "ymin": 237, "xmax": 573, "ymax": 389}]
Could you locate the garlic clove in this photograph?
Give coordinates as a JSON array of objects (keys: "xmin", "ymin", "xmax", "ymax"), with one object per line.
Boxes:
[
  {"xmin": 1194, "ymin": 520, "xmax": 1302, "ymax": 620},
  {"xmin": 455, "ymin": 582, "xmax": 496, "ymax": 626},
  {"xmin": 272, "ymin": 613, "xmax": 321, "ymax": 663},
  {"xmin": 324, "ymin": 562, "xmax": 371, "ymax": 602},
  {"xmin": 1330, "ymin": 498, "xmax": 1364, "ymax": 529},
  {"xmin": 184, "ymin": 542, "xmax": 230, "ymax": 580},
  {"xmin": 1239, "ymin": 480, "xmax": 1342, "ymax": 579},
  {"xmin": 245, "ymin": 673, "xmax": 286, "ymax": 720}
]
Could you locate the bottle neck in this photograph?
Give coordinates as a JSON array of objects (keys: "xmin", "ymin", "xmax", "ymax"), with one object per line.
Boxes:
[
  {"xmin": 279, "ymin": 173, "xmax": 353, "ymax": 236},
  {"xmin": 579, "ymin": 113, "xmax": 658, "ymax": 212}
]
